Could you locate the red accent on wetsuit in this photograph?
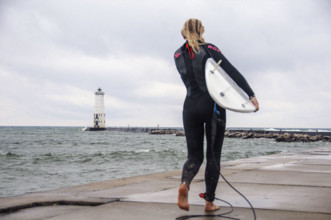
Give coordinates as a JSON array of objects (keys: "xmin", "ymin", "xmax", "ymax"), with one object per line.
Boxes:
[{"xmin": 175, "ymin": 52, "xmax": 181, "ymax": 58}]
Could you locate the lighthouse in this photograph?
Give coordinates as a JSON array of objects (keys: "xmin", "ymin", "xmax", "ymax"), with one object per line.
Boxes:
[
  {"xmin": 93, "ymin": 88, "xmax": 106, "ymax": 130},
  {"xmin": 83, "ymin": 88, "xmax": 107, "ymax": 131}
]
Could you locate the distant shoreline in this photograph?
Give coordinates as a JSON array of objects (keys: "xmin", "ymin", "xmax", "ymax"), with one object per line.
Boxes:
[
  {"xmin": 106, "ymin": 127, "xmax": 331, "ymax": 142},
  {"xmin": 106, "ymin": 126, "xmax": 331, "ymax": 135},
  {"xmin": 1, "ymin": 126, "xmax": 330, "ymax": 132},
  {"xmin": 1, "ymin": 126, "xmax": 330, "ymax": 142}
]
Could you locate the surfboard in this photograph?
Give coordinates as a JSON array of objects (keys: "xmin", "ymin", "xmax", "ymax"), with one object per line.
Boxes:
[{"xmin": 205, "ymin": 58, "xmax": 256, "ymax": 113}]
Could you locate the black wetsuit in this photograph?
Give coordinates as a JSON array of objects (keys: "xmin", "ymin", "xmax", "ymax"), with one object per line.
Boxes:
[{"xmin": 174, "ymin": 42, "xmax": 255, "ymax": 202}]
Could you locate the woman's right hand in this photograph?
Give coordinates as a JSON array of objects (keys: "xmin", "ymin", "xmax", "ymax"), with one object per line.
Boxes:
[{"xmin": 251, "ymin": 97, "xmax": 259, "ymax": 112}]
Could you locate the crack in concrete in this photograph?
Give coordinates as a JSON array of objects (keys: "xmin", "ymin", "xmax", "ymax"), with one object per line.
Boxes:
[{"xmin": 0, "ymin": 198, "xmax": 120, "ymax": 214}]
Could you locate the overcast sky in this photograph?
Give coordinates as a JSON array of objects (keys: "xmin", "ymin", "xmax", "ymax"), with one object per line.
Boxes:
[{"xmin": 0, "ymin": 0, "xmax": 330, "ymax": 128}]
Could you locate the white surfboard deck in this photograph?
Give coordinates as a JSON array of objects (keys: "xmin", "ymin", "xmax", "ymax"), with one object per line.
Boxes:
[{"xmin": 205, "ymin": 58, "xmax": 256, "ymax": 113}]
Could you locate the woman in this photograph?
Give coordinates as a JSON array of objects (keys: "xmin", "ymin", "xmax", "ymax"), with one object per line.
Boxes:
[{"xmin": 174, "ymin": 18, "xmax": 259, "ymax": 212}]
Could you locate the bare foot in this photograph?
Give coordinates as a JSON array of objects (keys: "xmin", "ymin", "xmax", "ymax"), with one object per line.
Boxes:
[
  {"xmin": 177, "ymin": 183, "xmax": 189, "ymax": 211},
  {"xmin": 205, "ymin": 201, "xmax": 220, "ymax": 212}
]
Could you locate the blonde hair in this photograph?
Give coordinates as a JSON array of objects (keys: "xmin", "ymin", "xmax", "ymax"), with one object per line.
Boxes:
[{"xmin": 181, "ymin": 18, "xmax": 205, "ymax": 52}]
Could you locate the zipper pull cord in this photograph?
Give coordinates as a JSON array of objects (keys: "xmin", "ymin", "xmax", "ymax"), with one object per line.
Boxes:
[{"xmin": 186, "ymin": 43, "xmax": 194, "ymax": 60}]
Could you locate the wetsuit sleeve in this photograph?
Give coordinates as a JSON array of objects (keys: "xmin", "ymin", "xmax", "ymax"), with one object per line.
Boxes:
[{"xmin": 206, "ymin": 44, "xmax": 255, "ymax": 98}]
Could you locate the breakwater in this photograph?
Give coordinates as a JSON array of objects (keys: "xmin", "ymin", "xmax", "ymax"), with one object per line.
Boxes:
[
  {"xmin": 107, "ymin": 127, "xmax": 331, "ymax": 142},
  {"xmin": 107, "ymin": 127, "xmax": 157, "ymax": 133},
  {"xmin": 225, "ymin": 129, "xmax": 331, "ymax": 142}
]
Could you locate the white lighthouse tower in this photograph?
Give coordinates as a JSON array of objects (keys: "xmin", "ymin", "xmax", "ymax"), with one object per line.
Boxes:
[{"xmin": 93, "ymin": 88, "xmax": 106, "ymax": 130}]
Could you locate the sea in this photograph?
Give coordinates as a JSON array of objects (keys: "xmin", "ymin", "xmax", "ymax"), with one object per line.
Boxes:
[{"xmin": 0, "ymin": 126, "xmax": 330, "ymax": 198}]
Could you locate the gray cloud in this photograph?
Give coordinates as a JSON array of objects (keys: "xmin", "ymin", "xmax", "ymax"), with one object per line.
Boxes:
[{"xmin": 0, "ymin": 0, "xmax": 330, "ymax": 128}]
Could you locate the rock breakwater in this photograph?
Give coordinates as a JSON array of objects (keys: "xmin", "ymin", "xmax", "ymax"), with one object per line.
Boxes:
[
  {"xmin": 150, "ymin": 129, "xmax": 331, "ymax": 142},
  {"xmin": 107, "ymin": 127, "xmax": 331, "ymax": 142},
  {"xmin": 225, "ymin": 130, "xmax": 331, "ymax": 142}
]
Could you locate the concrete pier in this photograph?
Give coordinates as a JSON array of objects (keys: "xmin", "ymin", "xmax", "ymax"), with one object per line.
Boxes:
[{"xmin": 1, "ymin": 147, "xmax": 330, "ymax": 220}]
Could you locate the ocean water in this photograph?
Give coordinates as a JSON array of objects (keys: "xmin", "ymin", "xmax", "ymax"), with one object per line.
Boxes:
[{"xmin": 0, "ymin": 126, "xmax": 328, "ymax": 198}]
